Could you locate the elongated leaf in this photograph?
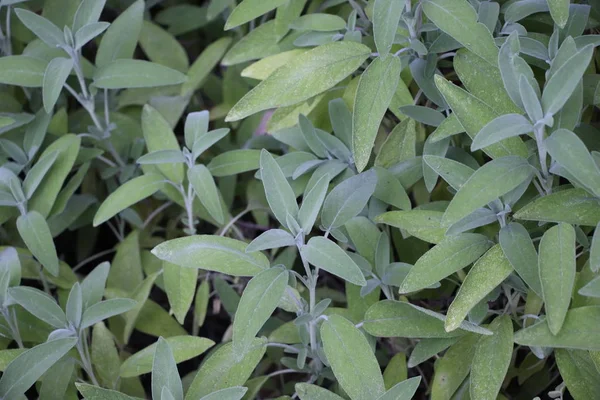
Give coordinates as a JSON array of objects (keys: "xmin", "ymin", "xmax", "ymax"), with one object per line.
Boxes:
[
  {"xmin": 233, "ymin": 266, "xmax": 288, "ymax": 355},
  {"xmin": 0, "ymin": 56, "xmax": 47, "ymax": 87},
  {"xmin": 185, "ymin": 338, "xmax": 266, "ymax": 399},
  {"xmin": 9, "ymin": 286, "xmax": 66, "ymax": 328},
  {"xmin": 353, "ymin": 55, "xmax": 402, "ymax": 172},
  {"xmin": 93, "ymin": 60, "xmax": 187, "ymax": 89},
  {"xmin": 378, "ymin": 377, "xmax": 421, "ymax": 400},
  {"xmin": 298, "ymin": 174, "xmax": 329, "ymax": 234},
  {"xmin": 208, "ymin": 150, "xmax": 261, "ymax": 177},
  {"xmin": 290, "ymin": 14, "xmax": 346, "ymax": 31},
  {"xmin": 445, "ymin": 245, "xmax": 513, "ymax": 332},
  {"xmin": 16, "ymin": 210, "xmax": 59, "ymax": 276},
  {"xmin": 0, "ymin": 338, "xmax": 76, "ymax": 399},
  {"xmin": 364, "ymin": 300, "xmax": 492, "ymax": 338},
  {"xmin": 435, "ymin": 75, "xmax": 528, "ymax": 159},
  {"xmin": 152, "ymin": 235, "xmax": 269, "ymax": 276},
  {"xmin": 539, "ymin": 222, "xmax": 576, "ymax": 335},
  {"xmin": 296, "ymin": 383, "xmax": 344, "ymax": 400},
  {"xmin": 75, "ymin": 22, "xmax": 110, "ymax": 50},
  {"xmin": 442, "ymin": 156, "xmax": 534, "ymax": 226},
  {"xmin": 514, "ymin": 188, "xmax": 600, "ymax": 226},
  {"xmin": 246, "ymin": 229, "xmax": 295, "ymax": 253},
  {"xmin": 163, "ymin": 262, "xmax": 197, "ymax": 324},
  {"xmin": 376, "ymin": 210, "xmax": 446, "ymax": 244},
  {"xmin": 22, "ymin": 151, "xmax": 59, "ymax": 200},
  {"xmin": 199, "ymin": 387, "xmax": 248, "ymax": 400},
  {"xmin": 139, "ymin": 21, "xmax": 189, "ymax": 73},
  {"xmin": 77, "ymin": 383, "xmax": 143, "ymax": 400},
  {"xmin": 301, "ymin": 237, "xmax": 366, "ymax": 286},
  {"xmin": 321, "ymin": 315, "xmax": 385, "ymax": 400},
  {"xmin": 188, "ymin": 165, "xmax": 224, "ymax": 224},
  {"xmin": 81, "ymin": 299, "xmax": 137, "ymax": 329},
  {"xmin": 226, "ymin": 41, "xmax": 370, "ymax": 121},
  {"xmin": 470, "ymin": 316, "xmax": 513, "ymax": 400},
  {"xmin": 182, "ymin": 37, "xmax": 232, "ymax": 95},
  {"xmin": 400, "ymin": 233, "xmax": 492, "ymax": 293},
  {"xmin": 152, "ymin": 337, "xmax": 183, "ymax": 400},
  {"xmin": 96, "ymin": 0, "xmax": 144, "ymax": 68},
  {"xmin": 471, "ymin": 114, "xmax": 533, "ymax": 151},
  {"xmin": 579, "ymin": 276, "xmax": 600, "ymax": 298},
  {"xmin": 72, "ymin": 0, "xmax": 106, "ymax": 31},
  {"xmin": 93, "ymin": 174, "xmax": 166, "ymax": 226},
  {"xmin": 15, "ymin": 9, "xmax": 64, "ymax": 47},
  {"xmin": 514, "ymin": 306, "xmax": 600, "ymax": 350},
  {"xmin": 542, "ymin": 45, "xmax": 593, "ymax": 116},
  {"xmin": 225, "ymin": 0, "xmax": 287, "ymax": 30},
  {"xmin": 422, "ymin": 0, "xmax": 498, "ymax": 65},
  {"xmin": 546, "ymin": 129, "xmax": 600, "ymax": 196},
  {"xmin": 373, "ymin": 0, "xmax": 404, "ymax": 54},
  {"xmin": 42, "ymin": 58, "xmax": 73, "ymax": 114},
  {"xmin": 259, "ymin": 149, "xmax": 298, "ymax": 229},
  {"xmin": 548, "ymin": 0, "xmax": 570, "ymax": 28},
  {"xmin": 499, "ymin": 222, "xmax": 542, "ymax": 296},
  {"xmin": 321, "ymin": 169, "xmax": 377, "ymax": 231},
  {"xmin": 121, "ymin": 336, "xmax": 214, "ymax": 378},
  {"xmin": 431, "ymin": 334, "xmax": 479, "ymax": 400}
]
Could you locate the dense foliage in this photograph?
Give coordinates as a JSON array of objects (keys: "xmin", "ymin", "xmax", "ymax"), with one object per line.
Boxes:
[{"xmin": 0, "ymin": 0, "xmax": 598, "ymax": 398}]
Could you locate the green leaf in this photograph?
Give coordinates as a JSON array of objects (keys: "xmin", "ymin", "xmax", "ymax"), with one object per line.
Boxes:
[
  {"xmin": 163, "ymin": 262, "xmax": 197, "ymax": 324},
  {"xmin": 152, "ymin": 337, "xmax": 183, "ymax": 400},
  {"xmin": 408, "ymin": 338, "xmax": 458, "ymax": 368},
  {"xmin": 373, "ymin": 0, "xmax": 404, "ymax": 54},
  {"xmin": 199, "ymin": 387, "xmax": 248, "ymax": 400},
  {"xmin": 29, "ymin": 134, "xmax": 81, "ymax": 218},
  {"xmin": 374, "ymin": 167, "xmax": 411, "ymax": 210},
  {"xmin": 321, "ymin": 169, "xmax": 377, "ymax": 231},
  {"xmin": 539, "ymin": 222, "xmax": 576, "ymax": 335},
  {"xmin": 422, "ymin": 155, "xmax": 473, "ymax": 192},
  {"xmin": 42, "ymin": 58, "xmax": 73, "ymax": 114},
  {"xmin": 16, "ymin": 210, "xmax": 59, "ymax": 276},
  {"xmin": 225, "ymin": 0, "xmax": 287, "ymax": 30},
  {"xmin": 8, "ymin": 286, "xmax": 66, "ymax": 328},
  {"xmin": 0, "ymin": 56, "xmax": 47, "ymax": 87},
  {"xmin": 72, "ymin": 0, "xmax": 106, "ymax": 32},
  {"xmin": 435, "ymin": 75, "xmax": 528, "ymax": 159},
  {"xmin": 499, "ymin": 222, "xmax": 542, "ymax": 296},
  {"xmin": 431, "ymin": 334, "xmax": 479, "ymax": 400},
  {"xmin": 74, "ymin": 21, "xmax": 110, "ymax": 50},
  {"xmin": 470, "ymin": 316, "xmax": 513, "ymax": 399},
  {"xmin": 378, "ymin": 377, "xmax": 421, "ymax": 400},
  {"xmin": 185, "ymin": 338, "xmax": 266, "ymax": 399},
  {"xmin": 364, "ymin": 300, "xmax": 492, "ymax": 338},
  {"xmin": 233, "ymin": 266, "xmax": 288, "ymax": 355},
  {"xmin": 298, "ymin": 174, "xmax": 329, "ymax": 234},
  {"xmin": 442, "ymin": 156, "xmax": 534, "ymax": 226},
  {"xmin": 375, "ymin": 118, "xmax": 418, "ymax": 168},
  {"xmin": 91, "ymin": 322, "xmax": 121, "ymax": 389},
  {"xmin": 139, "ymin": 21, "xmax": 189, "ymax": 73},
  {"xmin": 376, "ymin": 209, "xmax": 446, "ymax": 244},
  {"xmin": 121, "ymin": 335, "xmax": 214, "ymax": 378},
  {"xmin": 579, "ymin": 275, "xmax": 600, "ymax": 298},
  {"xmin": 514, "ymin": 306, "xmax": 600, "ymax": 350},
  {"xmin": 208, "ymin": 150, "xmax": 261, "ymax": 177},
  {"xmin": 445, "ymin": 245, "xmax": 513, "ymax": 332},
  {"xmin": 93, "ymin": 173, "xmax": 166, "ymax": 226},
  {"xmin": 142, "ymin": 104, "xmax": 184, "ymax": 183},
  {"xmin": 96, "ymin": 0, "xmax": 144, "ymax": 68},
  {"xmin": 15, "ymin": 8, "xmax": 64, "ymax": 47},
  {"xmin": 225, "ymin": 41, "xmax": 370, "ymax": 121},
  {"xmin": 546, "ymin": 129, "xmax": 600, "ymax": 196},
  {"xmin": 542, "ymin": 45, "xmax": 593, "ymax": 116},
  {"xmin": 182, "ymin": 37, "xmax": 232, "ymax": 95},
  {"xmin": 66, "ymin": 282, "xmax": 83, "ymax": 328},
  {"xmin": 77, "ymin": 383, "xmax": 143, "ymax": 400},
  {"xmin": 188, "ymin": 165, "xmax": 223, "ymax": 224},
  {"xmin": 0, "ymin": 338, "xmax": 76, "ymax": 399},
  {"xmin": 290, "ymin": 14, "xmax": 346, "ymax": 31},
  {"xmin": 301, "ymin": 236, "xmax": 366, "ymax": 286},
  {"xmin": 81, "ymin": 298, "xmax": 137, "ymax": 329},
  {"xmin": 22, "ymin": 151, "xmax": 59, "ymax": 199},
  {"xmin": 137, "ymin": 150, "xmax": 186, "ymax": 165},
  {"xmin": 321, "ymin": 315, "xmax": 386, "ymax": 400},
  {"xmin": 296, "ymin": 383, "xmax": 344, "ymax": 400},
  {"xmin": 259, "ymin": 149, "xmax": 299, "ymax": 229},
  {"xmin": 471, "ymin": 114, "xmax": 533, "ymax": 151},
  {"xmin": 555, "ymin": 349, "xmax": 600, "ymax": 399},
  {"xmin": 152, "ymin": 235, "xmax": 270, "ymax": 276},
  {"xmin": 353, "ymin": 55, "xmax": 402, "ymax": 172},
  {"xmin": 422, "ymin": 0, "xmax": 498, "ymax": 65},
  {"xmin": 547, "ymin": 0, "xmax": 570, "ymax": 28},
  {"xmin": 399, "ymin": 233, "xmax": 492, "ymax": 293},
  {"xmin": 246, "ymin": 229, "xmax": 295, "ymax": 253},
  {"xmin": 514, "ymin": 188, "xmax": 600, "ymax": 226},
  {"xmin": 93, "ymin": 60, "xmax": 187, "ymax": 89}
]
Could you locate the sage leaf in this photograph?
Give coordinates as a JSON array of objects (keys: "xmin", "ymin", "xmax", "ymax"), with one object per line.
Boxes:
[
  {"xmin": 42, "ymin": 58, "xmax": 73, "ymax": 114},
  {"xmin": 471, "ymin": 114, "xmax": 533, "ymax": 151},
  {"xmin": 373, "ymin": 0, "xmax": 404, "ymax": 54},
  {"xmin": 499, "ymin": 222, "xmax": 542, "ymax": 296},
  {"xmin": 301, "ymin": 237, "xmax": 366, "ymax": 286},
  {"xmin": 259, "ymin": 149, "xmax": 298, "ymax": 229},
  {"xmin": 16, "ymin": 210, "xmax": 59, "ymax": 276},
  {"xmin": 188, "ymin": 165, "xmax": 224, "ymax": 224},
  {"xmin": 93, "ymin": 60, "xmax": 187, "ymax": 89},
  {"xmin": 152, "ymin": 338, "xmax": 183, "ymax": 400}
]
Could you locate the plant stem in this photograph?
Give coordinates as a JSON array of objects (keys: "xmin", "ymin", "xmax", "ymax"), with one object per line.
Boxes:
[{"xmin": 77, "ymin": 330, "xmax": 99, "ymax": 386}]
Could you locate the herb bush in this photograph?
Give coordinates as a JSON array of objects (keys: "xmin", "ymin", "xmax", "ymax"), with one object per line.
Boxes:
[{"xmin": 0, "ymin": 0, "xmax": 598, "ymax": 398}]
